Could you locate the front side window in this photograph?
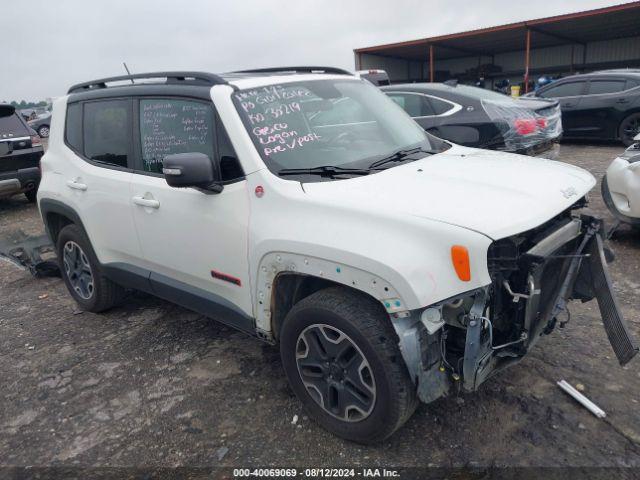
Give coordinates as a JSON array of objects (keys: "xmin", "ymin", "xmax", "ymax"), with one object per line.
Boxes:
[
  {"xmin": 233, "ymin": 79, "xmax": 437, "ymax": 176},
  {"xmin": 139, "ymin": 98, "xmax": 215, "ymax": 173},
  {"xmin": 83, "ymin": 100, "xmax": 131, "ymax": 168},
  {"xmin": 588, "ymin": 80, "xmax": 626, "ymax": 95},
  {"xmin": 540, "ymin": 82, "xmax": 585, "ymax": 98}
]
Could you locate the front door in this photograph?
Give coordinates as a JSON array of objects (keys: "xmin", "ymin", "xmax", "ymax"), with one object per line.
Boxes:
[{"xmin": 129, "ymin": 97, "xmax": 253, "ymax": 322}]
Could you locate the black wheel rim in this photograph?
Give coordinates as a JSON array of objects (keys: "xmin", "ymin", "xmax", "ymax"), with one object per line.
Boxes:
[
  {"xmin": 623, "ymin": 118, "xmax": 640, "ymax": 143},
  {"xmin": 63, "ymin": 241, "xmax": 94, "ymax": 300},
  {"xmin": 295, "ymin": 324, "xmax": 376, "ymax": 422}
]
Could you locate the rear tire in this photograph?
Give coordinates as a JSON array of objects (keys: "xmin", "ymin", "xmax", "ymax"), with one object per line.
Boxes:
[
  {"xmin": 56, "ymin": 224, "xmax": 125, "ymax": 312},
  {"xmin": 619, "ymin": 113, "xmax": 640, "ymax": 147},
  {"xmin": 37, "ymin": 125, "xmax": 50, "ymax": 138},
  {"xmin": 24, "ymin": 188, "xmax": 37, "ymax": 203},
  {"xmin": 279, "ymin": 287, "xmax": 417, "ymax": 444}
]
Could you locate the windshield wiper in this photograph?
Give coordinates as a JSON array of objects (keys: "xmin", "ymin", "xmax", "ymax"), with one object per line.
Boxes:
[
  {"xmin": 278, "ymin": 165, "xmax": 372, "ymax": 178},
  {"xmin": 368, "ymin": 147, "xmax": 437, "ymax": 170}
]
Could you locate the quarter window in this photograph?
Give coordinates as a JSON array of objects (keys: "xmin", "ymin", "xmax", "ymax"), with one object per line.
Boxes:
[
  {"xmin": 539, "ymin": 82, "xmax": 585, "ymax": 98},
  {"xmin": 588, "ymin": 80, "xmax": 626, "ymax": 95},
  {"xmin": 83, "ymin": 100, "xmax": 131, "ymax": 168},
  {"xmin": 139, "ymin": 98, "xmax": 214, "ymax": 173},
  {"xmin": 65, "ymin": 103, "xmax": 82, "ymax": 152}
]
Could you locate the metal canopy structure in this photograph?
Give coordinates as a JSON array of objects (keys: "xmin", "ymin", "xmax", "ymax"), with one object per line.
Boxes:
[{"xmin": 354, "ymin": 2, "xmax": 640, "ymax": 92}]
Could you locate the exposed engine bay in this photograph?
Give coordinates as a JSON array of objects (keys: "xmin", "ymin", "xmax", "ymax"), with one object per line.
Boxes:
[{"xmin": 393, "ymin": 199, "xmax": 638, "ymax": 404}]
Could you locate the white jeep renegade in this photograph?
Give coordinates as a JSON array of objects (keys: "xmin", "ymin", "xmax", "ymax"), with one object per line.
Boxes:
[{"xmin": 38, "ymin": 68, "xmax": 637, "ymax": 443}]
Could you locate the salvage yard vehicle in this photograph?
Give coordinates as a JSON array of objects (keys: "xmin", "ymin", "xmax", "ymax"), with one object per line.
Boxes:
[
  {"xmin": 37, "ymin": 68, "xmax": 638, "ymax": 443},
  {"xmin": 602, "ymin": 133, "xmax": 640, "ymax": 226},
  {"xmin": 0, "ymin": 104, "xmax": 43, "ymax": 202},
  {"xmin": 529, "ymin": 70, "xmax": 640, "ymax": 146},
  {"xmin": 28, "ymin": 111, "xmax": 52, "ymax": 138},
  {"xmin": 382, "ymin": 82, "xmax": 562, "ymax": 156}
]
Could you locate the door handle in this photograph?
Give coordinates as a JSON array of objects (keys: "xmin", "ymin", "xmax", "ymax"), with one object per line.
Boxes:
[
  {"xmin": 616, "ymin": 98, "xmax": 629, "ymax": 104},
  {"xmin": 66, "ymin": 180, "xmax": 88, "ymax": 191},
  {"xmin": 563, "ymin": 103, "xmax": 575, "ymax": 108},
  {"xmin": 132, "ymin": 195, "xmax": 160, "ymax": 209}
]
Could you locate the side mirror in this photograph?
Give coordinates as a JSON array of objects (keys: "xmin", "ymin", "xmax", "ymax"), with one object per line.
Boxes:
[{"xmin": 163, "ymin": 153, "xmax": 223, "ymax": 193}]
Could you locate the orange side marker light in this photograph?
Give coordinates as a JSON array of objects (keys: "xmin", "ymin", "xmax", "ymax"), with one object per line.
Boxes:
[{"xmin": 451, "ymin": 245, "xmax": 471, "ymax": 282}]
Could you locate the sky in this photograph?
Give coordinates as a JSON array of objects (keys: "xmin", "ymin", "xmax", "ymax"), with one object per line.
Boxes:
[{"xmin": 3, "ymin": 0, "xmax": 632, "ymax": 101}]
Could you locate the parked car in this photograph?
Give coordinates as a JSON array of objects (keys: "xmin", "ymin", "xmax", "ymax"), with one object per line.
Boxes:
[
  {"xmin": 28, "ymin": 112, "xmax": 52, "ymax": 138},
  {"xmin": 38, "ymin": 69, "xmax": 637, "ymax": 443},
  {"xmin": 356, "ymin": 69, "xmax": 390, "ymax": 86},
  {"xmin": 528, "ymin": 71, "xmax": 640, "ymax": 146},
  {"xmin": 381, "ymin": 82, "xmax": 562, "ymax": 155},
  {"xmin": 602, "ymin": 133, "xmax": 640, "ymax": 226},
  {"xmin": 0, "ymin": 104, "xmax": 43, "ymax": 202}
]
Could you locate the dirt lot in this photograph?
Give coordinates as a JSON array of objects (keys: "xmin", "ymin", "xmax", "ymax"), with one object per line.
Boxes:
[{"xmin": 1, "ymin": 143, "xmax": 639, "ymax": 470}]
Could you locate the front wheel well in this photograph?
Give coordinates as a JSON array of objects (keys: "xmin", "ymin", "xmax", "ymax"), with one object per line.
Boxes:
[{"xmin": 270, "ymin": 273, "xmax": 379, "ymax": 341}]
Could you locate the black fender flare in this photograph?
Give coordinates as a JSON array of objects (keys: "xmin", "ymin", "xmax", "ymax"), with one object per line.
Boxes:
[{"xmin": 38, "ymin": 198, "xmax": 89, "ymax": 243}]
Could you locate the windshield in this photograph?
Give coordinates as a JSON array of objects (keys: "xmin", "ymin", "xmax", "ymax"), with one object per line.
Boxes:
[{"xmin": 233, "ymin": 79, "xmax": 440, "ymax": 176}]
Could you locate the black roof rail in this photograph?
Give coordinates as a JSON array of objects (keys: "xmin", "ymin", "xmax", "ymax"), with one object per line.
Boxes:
[
  {"xmin": 232, "ymin": 66, "xmax": 353, "ymax": 76},
  {"xmin": 67, "ymin": 71, "xmax": 229, "ymax": 94}
]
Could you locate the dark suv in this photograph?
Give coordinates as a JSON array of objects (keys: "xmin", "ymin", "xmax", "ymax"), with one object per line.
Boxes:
[
  {"xmin": 530, "ymin": 71, "xmax": 640, "ymax": 146},
  {"xmin": 0, "ymin": 104, "xmax": 43, "ymax": 202}
]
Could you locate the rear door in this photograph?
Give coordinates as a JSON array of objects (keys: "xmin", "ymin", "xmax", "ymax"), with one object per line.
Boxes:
[
  {"xmin": 579, "ymin": 78, "xmax": 628, "ymax": 139},
  {"xmin": 59, "ymin": 99, "xmax": 141, "ymax": 266},
  {"xmin": 538, "ymin": 80, "xmax": 587, "ymax": 136}
]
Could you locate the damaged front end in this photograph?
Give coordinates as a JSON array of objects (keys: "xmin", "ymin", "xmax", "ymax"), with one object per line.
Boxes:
[{"xmin": 393, "ymin": 202, "xmax": 638, "ymax": 404}]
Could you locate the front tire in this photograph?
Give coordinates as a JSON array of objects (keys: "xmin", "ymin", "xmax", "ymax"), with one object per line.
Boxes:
[
  {"xmin": 56, "ymin": 224, "xmax": 124, "ymax": 312},
  {"xmin": 279, "ymin": 287, "xmax": 417, "ymax": 444}
]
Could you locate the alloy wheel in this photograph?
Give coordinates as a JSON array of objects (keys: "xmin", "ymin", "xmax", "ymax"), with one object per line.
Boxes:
[
  {"xmin": 295, "ymin": 324, "xmax": 376, "ymax": 422},
  {"xmin": 62, "ymin": 241, "xmax": 94, "ymax": 300}
]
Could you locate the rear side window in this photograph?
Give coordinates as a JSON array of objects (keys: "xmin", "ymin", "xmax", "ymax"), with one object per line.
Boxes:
[
  {"xmin": 0, "ymin": 112, "xmax": 30, "ymax": 137},
  {"xmin": 139, "ymin": 98, "xmax": 215, "ymax": 173},
  {"xmin": 540, "ymin": 82, "xmax": 585, "ymax": 98},
  {"xmin": 65, "ymin": 103, "xmax": 82, "ymax": 152},
  {"xmin": 387, "ymin": 93, "xmax": 434, "ymax": 117},
  {"xmin": 83, "ymin": 100, "xmax": 131, "ymax": 168},
  {"xmin": 588, "ymin": 80, "xmax": 626, "ymax": 95}
]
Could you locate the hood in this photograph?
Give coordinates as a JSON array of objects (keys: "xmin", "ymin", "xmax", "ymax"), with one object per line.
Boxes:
[{"xmin": 302, "ymin": 145, "xmax": 595, "ymax": 240}]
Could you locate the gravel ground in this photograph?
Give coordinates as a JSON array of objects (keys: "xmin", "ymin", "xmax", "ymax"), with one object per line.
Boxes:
[{"xmin": 0, "ymin": 142, "xmax": 639, "ymax": 470}]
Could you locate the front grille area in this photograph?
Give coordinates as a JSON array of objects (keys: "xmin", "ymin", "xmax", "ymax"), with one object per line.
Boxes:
[{"xmin": 486, "ymin": 203, "xmax": 585, "ymax": 348}]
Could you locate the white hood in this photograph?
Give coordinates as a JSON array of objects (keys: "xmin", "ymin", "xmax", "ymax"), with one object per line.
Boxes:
[{"xmin": 302, "ymin": 145, "xmax": 596, "ymax": 240}]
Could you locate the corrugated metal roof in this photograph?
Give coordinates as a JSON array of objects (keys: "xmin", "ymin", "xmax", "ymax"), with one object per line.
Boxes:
[{"xmin": 355, "ymin": 2, "xmax": 640, "ymax": 60}]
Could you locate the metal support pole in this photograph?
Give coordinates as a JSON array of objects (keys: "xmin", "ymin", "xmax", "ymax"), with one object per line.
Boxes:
[
  {"xmin": 570, "ymin": 44, "xmax": 575, "ymax": 74},
  {"xmin": 429, "ymin": 44, "xmax": 435, "ymax": 82},
  {"xmin": 524, "ymin": 28, "xmax": 531, "ymax": 93}
]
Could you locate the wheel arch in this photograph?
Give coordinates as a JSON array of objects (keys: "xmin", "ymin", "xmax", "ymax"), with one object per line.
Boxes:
[
  {"xmin": 39, "ymin": 198, "xmax": 87, "ymax": 244},
  {"xmin": 256, "ymin": 252, "xmax": 410, "ymax": 341}
]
